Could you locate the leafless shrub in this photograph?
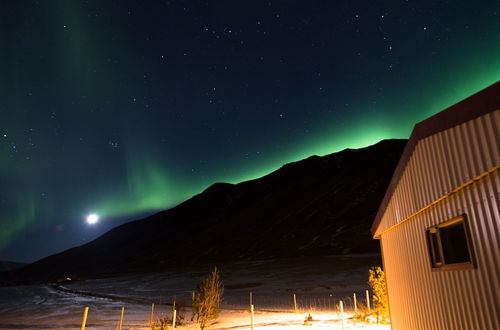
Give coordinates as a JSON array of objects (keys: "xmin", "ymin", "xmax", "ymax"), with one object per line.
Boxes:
[{"xmin": 192, "ymin": 268, "xmax": 224, "ymax": 330}]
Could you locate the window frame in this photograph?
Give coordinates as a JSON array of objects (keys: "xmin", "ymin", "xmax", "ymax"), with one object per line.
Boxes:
[{"xmin": 425, "ymin": 215, "xmax": 476, "ymax": 271}]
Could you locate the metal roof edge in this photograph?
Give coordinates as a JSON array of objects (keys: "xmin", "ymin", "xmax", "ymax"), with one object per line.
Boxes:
[{"xmin": 371, "ymin": 81, "xmax": 500, "ymax": 237}]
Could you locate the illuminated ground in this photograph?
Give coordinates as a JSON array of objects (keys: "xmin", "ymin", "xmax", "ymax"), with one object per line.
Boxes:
[
  {"xmin": 200, "ymin": 310, "xmax": 389, "ymax": 330},
  {"xmin": 0, "ymin": 255, "xmax": 388, "ymax": 329},
  {"xmin": 0, "ymin": 305, "xmax": 389, "ymax": 330}
]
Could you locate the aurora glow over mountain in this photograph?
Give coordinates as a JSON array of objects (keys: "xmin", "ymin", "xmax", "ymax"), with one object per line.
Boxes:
[{"xmin": 1, "ymin": 1, "xmax": 499, "ymax": 262}]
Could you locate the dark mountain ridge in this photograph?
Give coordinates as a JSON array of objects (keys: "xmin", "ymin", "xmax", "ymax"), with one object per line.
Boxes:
[{"xmin": 5, "ymin": 139, "xmax": 406, "ymax": 282}]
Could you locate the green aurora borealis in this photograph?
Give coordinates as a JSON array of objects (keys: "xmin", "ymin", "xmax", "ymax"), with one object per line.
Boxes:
[{"xmin": 1, "ymin": 1, "xmax": 499, "ymax": 261}]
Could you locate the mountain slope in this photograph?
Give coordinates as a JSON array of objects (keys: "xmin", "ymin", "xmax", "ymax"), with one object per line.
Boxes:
[
  {"xmin": 0, "ymin": 261, "xmax": 26, "ymax": 272},
  {"xmin": 11, "ymin": 139, "xmax": 406, "ymax": 281}
]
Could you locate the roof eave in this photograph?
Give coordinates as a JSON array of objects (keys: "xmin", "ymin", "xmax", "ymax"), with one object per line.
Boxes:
[{"xmin": 371, "ymin": 81, "xmax": 500, "ymax": 237}]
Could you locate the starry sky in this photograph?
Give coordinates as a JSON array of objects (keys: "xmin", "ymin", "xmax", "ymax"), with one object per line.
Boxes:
[{"xmin": 1, "ymin": 1, "xmax": 499, "ymax": 263}]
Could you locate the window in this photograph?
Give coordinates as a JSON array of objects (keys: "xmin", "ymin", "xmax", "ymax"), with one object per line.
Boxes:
[{"xmin": 426, "ymin": 216, "xmax": 474, "ymax": 270}]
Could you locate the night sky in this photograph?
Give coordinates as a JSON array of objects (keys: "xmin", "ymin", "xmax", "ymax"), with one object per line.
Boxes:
[{"xmin": 1, "ymin": 1, "xmax": 499, "ymax": 263}]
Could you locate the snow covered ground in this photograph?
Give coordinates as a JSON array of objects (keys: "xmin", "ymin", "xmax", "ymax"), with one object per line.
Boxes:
[{"xmin": 0, "ymin": 254, "xmax": 389, "ymax": 329}]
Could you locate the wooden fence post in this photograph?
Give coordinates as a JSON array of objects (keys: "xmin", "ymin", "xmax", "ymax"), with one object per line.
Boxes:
[
  {"xmin": 150, "ymin": 303, "xmax": 155, "ymax": 326},
  {"xmin": 250, "ymin": 291, "xmax": 253, "ymax": 306},
  {"xmin": 366, "ymin": 290, "xmax": 370, "ymax": 311},
  {"xmin": 353, "ymin": 293, "xmax": 357, "ymax": 313},
  {"xmin": 293, "ymin": 294, "xmax": 297, "ymax": 313},
  {"xmin": 172, "ymin": 296, "xmax": 178, "ymax": 330},
  {"xmin": 339, "ymin": 301, "xmax": 345, "ymax": 330},
  {"xmin": 80, "ymin": 306, "xmax": 89, "ymax": 330},
  {"xmin": 117, "ymin": 306, "xmax": 124, "ymax": 330},
  {"xmin": 250, "ymin": 304, "xmax": 255, "ymax": 330}
]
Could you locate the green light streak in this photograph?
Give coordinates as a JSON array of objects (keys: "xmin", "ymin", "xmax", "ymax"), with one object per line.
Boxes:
[
  {"xmin": 219, "ymin": 78, "xmax": 500, "ymax": 185},
  {"xmin": 0, "ymin": 193, "xmax": 36, "ymax": 250},
  {"xmin": 95, "ymin": 153, "xmax": 202, "ymax": 218},
  {"xmin": 228, "ymin": 37, "xmax": 500, "ymax": 184}
]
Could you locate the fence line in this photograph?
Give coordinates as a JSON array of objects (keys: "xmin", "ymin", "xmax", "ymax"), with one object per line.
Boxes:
[{"xmin": 57, "ymin": 290, "xmax": 374, "ymax": 329}]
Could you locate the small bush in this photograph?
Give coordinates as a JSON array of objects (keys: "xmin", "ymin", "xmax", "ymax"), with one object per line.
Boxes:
[
  {"xmin": 192, "ymin": 268, "xmax": 224, "ymax": 330},
  {"xmin": 171, "ymin": 300, "xmax": 187, "ymax": 326},
  {"xmin": 368, "ymin": 266, "xmax": 389, "ymax": 324},
  {"xmin": 352, "ymin": 302, "xmax": 373, "ymax": 323},
  {"xmin": 353, "ymin": 266, "xmax": 390, "ymax": 325},
  {"xmin": 151, "ymin": 316, "xmax": 169, "ymax": 330},
  {"xmin": 151, "ymin": 301, "xmax": 187, "ymax": 329},
  {"xmin": 303, "ymin": 313, "xmax": 314, "ymax": 325}
]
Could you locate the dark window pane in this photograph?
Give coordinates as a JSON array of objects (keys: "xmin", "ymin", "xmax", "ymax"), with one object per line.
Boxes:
[{"xmin": 439, "ymin": 222, "xmax": 470, "ymax": 264}]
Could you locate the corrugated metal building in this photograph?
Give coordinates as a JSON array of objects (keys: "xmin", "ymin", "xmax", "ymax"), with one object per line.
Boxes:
[{"xmin": 371, "ymin": 82, "xmax": 500, "ymax": 329}]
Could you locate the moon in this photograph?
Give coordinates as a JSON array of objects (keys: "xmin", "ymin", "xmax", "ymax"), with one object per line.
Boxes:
[{"xmin": 86, "ymin": 214, "xmax": 99, "ymax": 224}]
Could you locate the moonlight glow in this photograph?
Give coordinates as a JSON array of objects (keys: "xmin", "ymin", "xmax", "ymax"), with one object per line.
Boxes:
[{"xmin": 86, "ymin": 214, "xmax": 99, "ymax": 225}]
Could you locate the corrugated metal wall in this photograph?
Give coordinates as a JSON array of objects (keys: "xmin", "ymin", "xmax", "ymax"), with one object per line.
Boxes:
[
  {"xmin": 375, "ymin": 109, "xmax": 500, "ymax": 236},
  {"xmin": 376, "ymin": 110, "xmax": 500, "ymax": 329}
]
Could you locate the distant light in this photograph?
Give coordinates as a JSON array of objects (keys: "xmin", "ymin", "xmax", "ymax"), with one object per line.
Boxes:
[{"xmin": 86, "ymin": 214, "xmax": 99, "ymax": 224}]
